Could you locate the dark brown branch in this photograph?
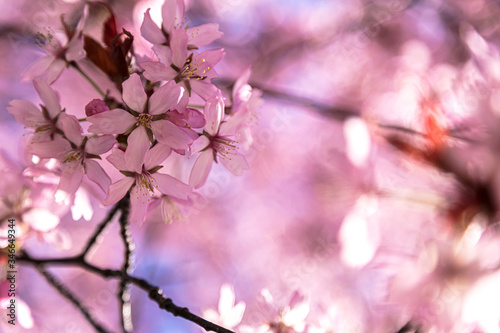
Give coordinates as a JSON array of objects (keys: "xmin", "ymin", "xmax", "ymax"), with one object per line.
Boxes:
[
  {"xmin": 18, "ymin": 250, "xmax": 234, "ymax": 333},
  {"xmin": 82, "ymin": 201, "xmax": 123, "ymax": 257},
  {"xmin": 33, "ymin": 263, "xmax": 111, "ymax": 333}
]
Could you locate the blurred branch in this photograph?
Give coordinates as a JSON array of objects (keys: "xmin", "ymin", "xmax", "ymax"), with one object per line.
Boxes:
[
  {"xmin": 35, "ymin": 264, "xmax": 111, "ymax": 333},
  {"xmin": 17, "ymin": 196, "xmax": 235, "ymax": 333},
  {"xmin": 117, "ymin": 196, "xmax": 134, "ymax": 333}
]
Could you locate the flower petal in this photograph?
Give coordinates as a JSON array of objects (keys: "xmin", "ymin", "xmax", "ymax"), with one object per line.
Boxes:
[
  {"xmin": 141, "ymin": 61, "xmax": 177, "ymax": 82},
  {"xmin": 85, "ymin": 159, "xmax": 111, "ymax": 194},
  {"xmin": 106, "ymin": 147, "xmax": 127, "ymax": 170},
  {"xmin": 86, "ymin": 135, "xmax": 116, "ymax": 155},
  {"xmin": 122, "ymin": 73, "xmax": 147, "ymax": 112},
  {"xmin": 45, "ymin": 58, "xmax": 66, "ymax": 84},
  {"xmin": 28, "ymin": 139, "xmax": 71, "ymax": 158},
  {"xmin": 7, "ymin": 100, "xmax": 45, "ymax": 126},
  {"xmin": 56, "ymin": 163, "xmax": 84, "ymax": 202},
  {"xmin": 125, "ymin": 127, "xmax": 150, "ymax": 173},
  {"xmin": 153, "ymin": 173, "xmax": 193, "ymax": 200},
  {"xmin": 161, "ymin": 0, "xmax": 184, "ymax": 32},
  {"xmin": 190, "ymin": 135, "xmax": 210, "ymax": 155},
  {"xmin": 189, "ymin": 149, "xmax": 213, "ymax": 188},
  {"xmin": 21, "ymin": 55, "xmax": 55, "ymax": 82},
  {"xmin": 149, "ymin": 80, "xmax": 183, "ymax": 115},
  {"xmin": 87, "ymin": 109, "xmax": 135, "ymax": 134},
  {"xmin": 170, "ymin": 28, "xmax": 188, "ymax": 68},
  {"xmin": 154, "ymin": 120, "xmax": 193, "ymax": 150},
  {"xmin": 65, "ymin": 37, "xmax": 86, "ymax": 61},
  {"xmin": 219, "ymin": 110, "xmax": 248, "ymax": 137},
  {"xmin": 33, "ymin": 78, "xmax": 61, "ymax": 118},
  {"xmin": 187, "ymin": 23, "xmax": 223, "ymax": 47},
  {"xmin": 144, "ymin": 143, "xmax": 172, "ymax": 170},
  {"xmin": 60, "ymin": 116, "xmax": 83, "ymax": 146},
  {"xmin": 204, "ymin": 95, "xmax": 224, "ymax": 136},
  {"xmin": 103, "ymin": 177, "xmax": 135, "ymax": 206},
  {"xmin": 23, "ymin": 208, "xmax": 59, "ymax": 232},
  {"xmin": 191, "ymin": 79, "xmax": 220, "ymax": 101},
  {"xmin": 129, "ymin": 184, "xmax": 151, "ymax": 224},
  {"xmin": 141, "ymin": 8, "xmax": 165, "ymax": 45},
  {"xmin": 219, "ymin": 152, "xmax": 248, "ymax": 176}
]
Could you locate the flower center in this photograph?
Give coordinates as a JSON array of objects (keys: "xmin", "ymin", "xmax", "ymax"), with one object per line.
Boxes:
[
  {"xmin": 61, "ymin": 150, "xmax": 83, "ymax": 164},
  {"xmin": 212, "ymin": 137, "xmax": 238, "ymax": 159},
  {"xmin": 136, "ymin": 114, "xmax": 153, "ymax": 128},
  {"xmin": 178, "ymin": 56, "xmax": 208, "ymax": 81}
]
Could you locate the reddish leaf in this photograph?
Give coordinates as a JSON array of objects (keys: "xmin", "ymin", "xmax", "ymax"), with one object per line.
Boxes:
[
  {"xmin": 83, "ymin": 35, "xmax": 118, "ymax": 78},
  {"xmin": 103, "ymin": 7, "xmax": 118, "ymax": 47}
]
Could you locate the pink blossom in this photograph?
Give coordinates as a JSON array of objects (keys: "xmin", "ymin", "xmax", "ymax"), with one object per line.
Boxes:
[
  {"xmin": 202, "ymin": 284, "xmax": 246, "ymax": 330},
  {"xmin": 140, "ymin": 28, "xmax": 224, "ymax": 100},
  {"xmin": 104, "ymin": 145, "xmax": 193, "ymax": 223},
  {"xmin": 28, "ymin": 116, "xmax": 115, "ymax": 202},
  {"xmin": 21, "ymin": 5, "xmax": 88, "ymax": 84},
  {"xmin": 7, "ymin": 79, "xmax": 66, "ymax": 142},
  {"xmin": 189, "ymin": 94, "xmax": 249, "ymax": 188},
  {"xmin": 140, "ymin": 0, "xmax": 222, "ymax": 49},
  {"xmin": 87, "ymin": 73, "xmax": 193, "ymax": 173}
]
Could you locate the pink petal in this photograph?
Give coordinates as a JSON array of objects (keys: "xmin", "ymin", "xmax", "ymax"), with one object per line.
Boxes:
[
  {"xmin": 129, "ymin": 184, "xmax": 151, "ymax": 223},
  {"xmin": 17, "ymin": 298, "xmax": 35, "ymax": 329},
  {"xmin": 149, "ymin": 80, "xmax": 183, "ymax": 115},
  {"xmin": 125, "ymin": 127, "xmax": 150, "ymax": 173},
  {"xmin": 21, "ymin": 55, "xmax": 54, "ymax": 82},
  {"xmin": 60, "ymin": 116, "xmax": 83, "ymax": 146},
  {"xmin": 220, "ymin": 152, "xmax": 249, "ymax": 176},
  {"xmin": 140, "ymin": 61, "xmax": 177, "ymax": 82},
  {"xmin": 85, "ymin": 159, "xmax": 111, "ymax": 193},
  {"xmin": 187, "ymin": 23, "xmax": 223, "ymax": 47},
  {"xmin": 141, "ymin": 9, "xmax": 166, "ymax": 44},
  {"xmin": 33, "ymin": 78, "xmax": 61, "ymax": 118},
  {"xmin": 153, "ymin": 173, "xmax": 193, "ymax": 200},
  {"xmin": 122, "ymin": 73, "xmax": 147, "ymax": 112},
  {"xmin": 106, "ymin": 147, "xmax": 127, "ymax": 170},
  {"xmin": 7, "ymin": 100, "xmax": 45, "ymax": 126},
  {"xmin": 170, "ymin": 28, "xmax": 188, "ymax": 68},
  {"xmin": 87, "ymin": 109, "xmax": 135, "ymax": 134},
  {"xmin": 197, "ymin": 48, "xmax": 225, "ymax": 72},
  {"xmin": 204, "ymin": 95, "xmax": 224, "ymax": 136},
  {"xmin": 189, "ymin": 149, "xmax": 213, "ymax": 188},
  {"xmin": 191, "ymin": 79, "xmax": 220, "ymax": 101},
  {"xmin": 154, "ymin": 120, "xmax": 193, "ymax": 150},
  {"xmin": 144, "ymin": 143, "xmax": 172, "ymax": 170},
  {"xmin": 23, "ymin": 208, "xmax": 59, "ymax": 232},
  {"xmin": 86, "ymin": 135, "xmax": 116, "ymax": 155},
  {"xmin": 45, "ymin": 58, "xmax": 67, "ymax": 84},
  {"xmin": 57, "ymin": 162, "xmax": 84, "ymax": 201},
  {"xmin": 161, "ymin": 0, "xmax": 184, "ymax": 32},
  {"xmin": 190, "ymin": 135, "xmax": 210, "ymax": 155},
  {"xmin": 219, "ymin": 110, "xmax": 249, "ymax": 137},
  {"xmin": 65, "ymin": 37, "xmax": 86, "ymax": 61},
  {"xmin": 103, "ymin": 177, "xmax": 135, "ymax": 206},
  {"xmin": 152, "ymin": 45, "xmax": 172, "ymax": 65},
  {"xmin": 28, "ymin": 139, "xmax": 71, "ymax": 158}
]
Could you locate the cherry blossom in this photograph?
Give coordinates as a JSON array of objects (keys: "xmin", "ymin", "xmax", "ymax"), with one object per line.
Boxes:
[
  {"xmin": 189, "ymin": 94, "xmax": 249, "ymax": 188},
  {"xmin": 202, "ymin": 284, "xmax": 246, "ymax": 330},
  {"xmin": 104, "ymin": 145, "xmax": 193, "ymax": 223},
  {"xmin": 21, "ymin": 5, "xmax": 88, "ymax": 84},
  {"xmin": 87, "ymin": 73, "xmax": 192, "ymax": 173},
  {"xmin": 140, "ymin": 0, "xmax": 223, "ymax": 49}
]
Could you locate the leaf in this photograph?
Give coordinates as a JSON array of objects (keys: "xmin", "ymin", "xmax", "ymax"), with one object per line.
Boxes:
[
  {"xmin": 110, "ymin": 29, "xmax": 134, "ymax": 80},
  {"xmin": 83, "ymin": 35, "xmax": 118, "ymax": 78},
  {"xmin": 103, "ymin": 7, "xmax": 118, "ymax": 47}
]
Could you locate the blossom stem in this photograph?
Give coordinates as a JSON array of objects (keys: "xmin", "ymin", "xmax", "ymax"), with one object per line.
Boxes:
[{"xmin": 71, "ymin": 62, "xmax": 107, "ymax": 98}]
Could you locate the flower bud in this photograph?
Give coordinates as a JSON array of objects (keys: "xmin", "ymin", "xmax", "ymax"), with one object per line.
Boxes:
[{"xmin": 85, "ymin": 99, "xmax": 109, "ymax": 117}]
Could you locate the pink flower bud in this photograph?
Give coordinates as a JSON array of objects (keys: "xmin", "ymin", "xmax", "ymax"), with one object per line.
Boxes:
[{"xmin": 85, "ymin": 99, "xmax": 109, "ymax": 117}]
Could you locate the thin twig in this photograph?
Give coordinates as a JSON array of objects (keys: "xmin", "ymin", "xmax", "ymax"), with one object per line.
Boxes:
[
  {"xmin": 117, "ymin": 196, "xmax": 134, "ymax": 333},
  {"xmin": 82, "ymin": 201, "xmax": 123, "ymax": 257},
  {"xmin": 71, "ymin": 61, "xmax": 107, "ymax": 98},
  {"xmin": 18, "ymin": 252, "xmax": 235, "ymax": 333},
  {"xmin": 33, "ymin": 263, "xmax": 111, "ymax": 333}
]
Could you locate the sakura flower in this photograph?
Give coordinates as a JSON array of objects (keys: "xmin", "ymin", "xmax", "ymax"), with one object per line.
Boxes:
[
  {"xmin": 146, "ymin": 192, "xmax": 200, "ymax": 224},
  {"xmin": 7, "ymin": 79, "xmax": 66, "ymax": 142},
  {"xmin": 141, "ymin": 28, "xmax": 224, "ymax": 100},
  {"xmin": 87, "ymin": 73, "xmax": 192, "ymax": 173},
  {"xmin": 202, "ymin": 284, "xmax": 246, "ymax": 330},
  {"xmin": 140, "ymin": 0, "xmax": 222, "ymax": 49},
  {"xmin": 189, "ymin": 94, "xmax": 249, "ymax": 189},
  {"xmin": 105, "ymin": 145, "xmax": 193, "ymax": 223},
  {"xmin": 22, "ymin": 5, "xmax": 88, "ymax": 84}
]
